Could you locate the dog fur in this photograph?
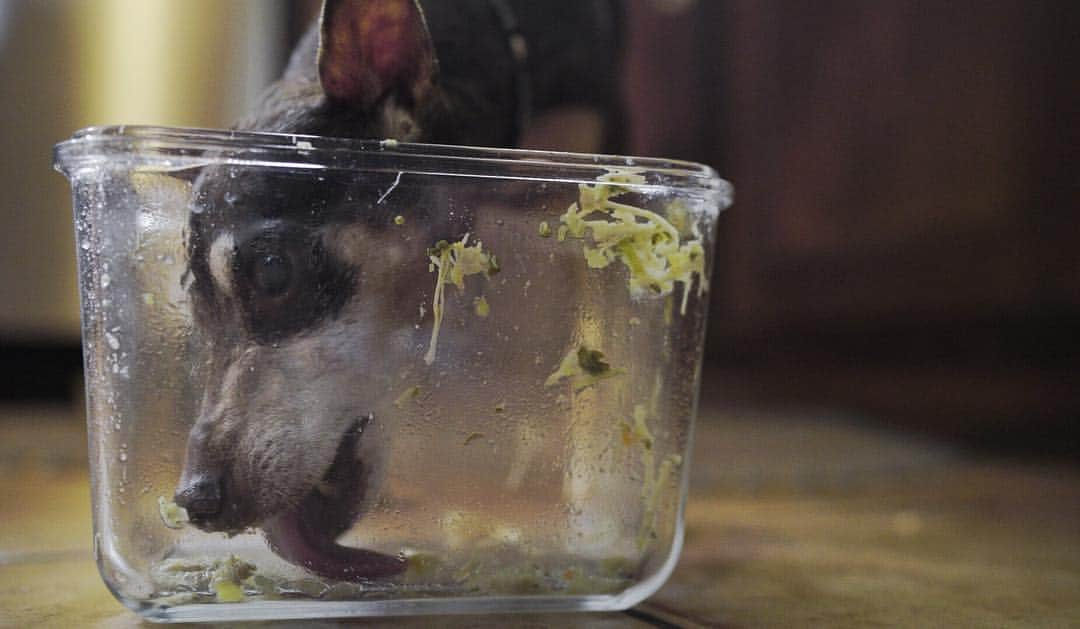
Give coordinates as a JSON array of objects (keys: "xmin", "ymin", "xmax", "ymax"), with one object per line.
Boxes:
[{"xmin": 174, "ymin": 0, "xmax": 621, "ymax": 581}]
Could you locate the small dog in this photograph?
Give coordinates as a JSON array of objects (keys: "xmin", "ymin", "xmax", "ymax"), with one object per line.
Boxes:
[{"xmin": 174, "ymin": 0, "xmax": 621, "ymax": 581}]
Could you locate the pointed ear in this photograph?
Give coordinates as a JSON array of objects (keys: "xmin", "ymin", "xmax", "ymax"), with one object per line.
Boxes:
[{"xmin": 318, "ymin": 0, "xmax": 438, "ymax": 110}]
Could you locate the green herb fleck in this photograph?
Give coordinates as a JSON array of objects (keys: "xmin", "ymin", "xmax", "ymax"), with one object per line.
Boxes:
[
  {"xmin": 545, "ymin": 344, "xmax": 624, "ymax": 391},
  {"xmin": 577, "ymin": 347, "xmax": 611, "ymax": 376}
]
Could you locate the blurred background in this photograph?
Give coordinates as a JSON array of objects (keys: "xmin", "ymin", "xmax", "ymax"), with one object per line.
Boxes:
[
  {"xmin": 1, "ymin": 0, "xmax": 1077, "ymax": 457},
  {"xmin": 3, "ymin": 2, "xmax": 1080, "ymax": 625}
]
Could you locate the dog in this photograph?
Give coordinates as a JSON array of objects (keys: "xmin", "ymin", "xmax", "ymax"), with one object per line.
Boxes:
[{"xmin": 173, "ymin": 0, "xmax": 622, "ymax": 582}]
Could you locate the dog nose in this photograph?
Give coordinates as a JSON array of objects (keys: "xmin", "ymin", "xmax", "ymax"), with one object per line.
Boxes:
[{"xmin": 174, "ymin": 474, "xmax": 222, "ymax": 519}]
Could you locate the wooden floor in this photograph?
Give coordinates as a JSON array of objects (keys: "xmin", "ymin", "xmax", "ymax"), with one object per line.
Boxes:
[{"xmin": 1, "ymin": 402, "xmax": 1078, "ymax": 627}]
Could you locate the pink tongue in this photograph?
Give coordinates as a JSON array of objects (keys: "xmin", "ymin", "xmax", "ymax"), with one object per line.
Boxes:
[
  {"xmin": 261, "ymin": 416, "xmax": 405, "ymax": 582},
  {"xmin": 263, "ymin": 507, "xmax": 406, "ymax": 582}
]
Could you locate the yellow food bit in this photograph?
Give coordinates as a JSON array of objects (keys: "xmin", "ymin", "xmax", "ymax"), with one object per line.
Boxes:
[
  {"xmin": 558, "ymin": 171, "xmax": 707, "ymax": 315},
  {"xmin": 393, "ymin": 214, "xmax": 405, "ymax": 225},
  {"xmin": 394, "ymin": 385, "xmax": 421, "ymax": 408},
  {"xmin": 494, "ymin": 402, "xmax": 505, "ymax": 413},
  {"xmin": 211, "ymin": 554, "xmax": 255, "ymax": 603},
  {"xmin": 538, "ymin": 221, "xmax": 552, "ymax": 237},
  {"xmin": 157, "ymin": 496, "xmax": 188, "ymax": 530},
  {"xmin": 474, "ymin": 295, "xmax": 490, "ymax": 317},
  {"xmin": 627, "ymin": 404, "xmax": 683, "ymax": 551},
  {"xmin": 213, "ymin": 580, "xmax": 245, "ymax": 603},
  {"xmin": 631, "ymin": 405, "xmax": 654, "ymax": 450},
  {"xmin": 545, "ymin": 345, "xmax": 624, "ymax": 391},
  {"xmin": 425, "ymin": 234, "xmax": 499, "ymax": 364},
  {"xmin": 151, "ymin": 554, "xmax": 259, "ymax": 603},
  {"xmin": 628, "ymin": 316, "xmax": 641, "ymax": 326},
  {"xmin": 665, "ymin": 199, "xmax": 699, "ymax": 239}
]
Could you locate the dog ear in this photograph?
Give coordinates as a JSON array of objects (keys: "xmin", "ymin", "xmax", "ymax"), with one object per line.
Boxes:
[{"xmin": 318, "ymin": 0, "xmax": 438, "ymax": 110}]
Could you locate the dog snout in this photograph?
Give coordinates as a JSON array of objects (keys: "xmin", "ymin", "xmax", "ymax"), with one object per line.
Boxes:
[{"xmin": 174, "ymin": 474, "xmax": 222, "ymax": 520}]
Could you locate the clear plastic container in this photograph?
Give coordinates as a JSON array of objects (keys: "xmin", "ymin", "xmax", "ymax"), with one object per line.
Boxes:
[{"xmin": 53, "ymin": 126, "xmax": 731, "ymax": 622}]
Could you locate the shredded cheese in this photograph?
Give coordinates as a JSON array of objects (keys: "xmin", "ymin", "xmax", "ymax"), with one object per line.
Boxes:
[
  {"xmin": 559, "ymin": 172, "xmax": 707, "ymax": 315},
  {"xmin": 424, "ymin": 234, "xmax": 499, "ymax": 365}
]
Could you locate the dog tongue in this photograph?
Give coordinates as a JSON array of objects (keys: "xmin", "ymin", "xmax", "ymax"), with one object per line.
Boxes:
[
  {"xmin": 262, "ymin": 417, "xmax": 405, "ymax": 582},
  {"xmin": 263, "ymin": 505, "xmax": 405, "ymax": 582}
]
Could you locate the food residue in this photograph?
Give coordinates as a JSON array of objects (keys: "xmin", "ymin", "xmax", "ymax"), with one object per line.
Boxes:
[
  {"xmin": 621, "ymin": 404, "xmax": 683, "ymax": 551},
  {"xmin": 557, "ymin": 171, "xmax": 707, "ymax": 314},
  {"xmin": 394, "ymin": 385, "xmax": 421, "ymax": 408},
  {"xmin": 425, "ymin": 234, "xmax": 499, "ymax": 364},
  {"xmin": 158, "ymin": 496, "xmax": 189, "ymax": 530},
  {"xmin": 474, "ymin": 295, "xmax": 490, "ymax": 317},
  {"xmin": 151, "ymin": 554, "xmax": 257, "ymax": 604},
  {"xmin": 545, "ymin": 345, "xmax": 624, "ymax": 391},
  {"xmin": 211, "ymin": 555, "xmax": 256, "ymax": 603}
]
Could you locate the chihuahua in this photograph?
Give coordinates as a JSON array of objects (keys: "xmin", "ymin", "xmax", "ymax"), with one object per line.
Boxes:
[{"xmin": 174, "ymin": 0, "xmax": 621, "ymax": 582}]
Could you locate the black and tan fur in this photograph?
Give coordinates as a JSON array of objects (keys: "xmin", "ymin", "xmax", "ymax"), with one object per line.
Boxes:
[{"xmin": 174, "ymin": 0, "xmax": 621, "ymax": 581}]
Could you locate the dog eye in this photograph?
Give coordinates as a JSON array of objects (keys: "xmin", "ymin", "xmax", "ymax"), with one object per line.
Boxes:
[
  {"xmin": 252, "ymin": 253, "xmax": 292, "ymax": 297},
  {"xmin": 233, "ymin": 231, "xmax": 303, "ymax": 306},
  {"xmin": 229, "ymin": 221, "xmax": 354, "ymax": 343}
]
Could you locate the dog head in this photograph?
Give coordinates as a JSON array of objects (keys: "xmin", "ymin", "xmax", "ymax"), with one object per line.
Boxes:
[
  {"xmin": 170, "ymin": 0, "xmax": 619, "ymax": 582},
  {"xmin": 174, "ymin": 1, "xmax": 441, "ymax": 542}
]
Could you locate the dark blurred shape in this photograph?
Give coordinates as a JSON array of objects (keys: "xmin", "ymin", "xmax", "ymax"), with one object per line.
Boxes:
[
  {"xmin": 624, "ymin": 0, "xmax": 1080, "ymax": 455},
  {"xmin": 0, "ymin": 341, "xmax": 83, "ymax": 403}
]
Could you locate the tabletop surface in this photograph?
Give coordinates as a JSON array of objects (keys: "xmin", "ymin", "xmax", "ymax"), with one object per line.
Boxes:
[{"xmin": 2, "ymin": 401, "xmax": 1078, "ymax": 628}]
